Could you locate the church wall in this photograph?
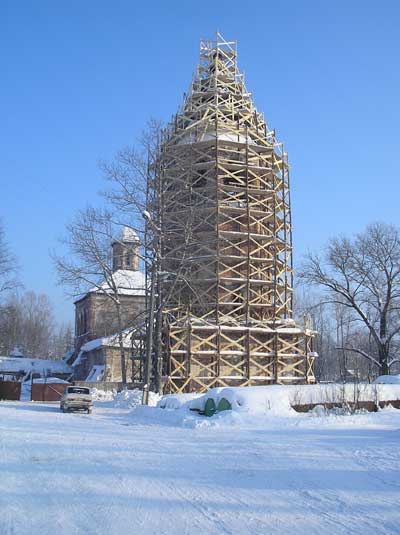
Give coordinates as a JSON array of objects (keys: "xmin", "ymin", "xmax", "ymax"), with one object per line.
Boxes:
[
  {"xmin": 73, "ymin": 346, "xmax": 136, "ymax": 382},
  {"xmin": 75, "ymin": 293, "xmax": 145, "ymax": 351}
]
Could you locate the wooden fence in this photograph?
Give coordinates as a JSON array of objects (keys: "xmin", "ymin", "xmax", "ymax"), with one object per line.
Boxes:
[
  {"xmin": 31, "ymin": 383, "xmax": 69, "ymax": 402},
  {"xmin": 0, "ymin": 381, "xmax": 21, "ymax": 400}
]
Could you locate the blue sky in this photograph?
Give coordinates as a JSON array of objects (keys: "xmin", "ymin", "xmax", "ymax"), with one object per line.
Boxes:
[{"xmin": 1, "ymin": 0, "xmax": 400, "ymax": 323}]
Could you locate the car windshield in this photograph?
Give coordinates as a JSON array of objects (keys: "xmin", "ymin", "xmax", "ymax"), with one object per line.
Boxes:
[{"xmin": 67, "ymin": 387, "xmax": 90, "ymax": 395}]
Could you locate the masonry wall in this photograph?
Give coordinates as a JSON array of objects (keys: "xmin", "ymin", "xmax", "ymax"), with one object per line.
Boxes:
[
  {"xmin": 75, "ymin": 293, "xmax": 145, "ymax": 351},
  {"xmin": 73, "ymin": 346, "xmax": 137, "ymax": 382}
]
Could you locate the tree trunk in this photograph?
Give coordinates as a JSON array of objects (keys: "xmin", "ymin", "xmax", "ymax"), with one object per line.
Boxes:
[
  {"xmin": 379, "ymin": 313, "xmax": 389, "ymax": 375},
  {"xmin": 116, "ymin": 306, "xmax": 127, "ymax": 385},
  {"xmin": 379, "ymin": 345, "xmax": 389, "ymax": 375}
]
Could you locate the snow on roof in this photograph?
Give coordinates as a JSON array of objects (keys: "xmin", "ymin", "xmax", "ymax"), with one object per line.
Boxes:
[
  {"xmin": 96, "ymin": 269, "xmax": 145, "ymax": 296},
  {"xmin": 0, "ymin": 356, "xmax": 72, "ymax": 375},
  {"xmin": 74, "ymin": 327, "xmax": 142, "ymax": 365},
  {"xmin": 85, "ymin": 365, "xmax": 105, "ymax": 381},
  {"xmin": 62, "ymin": 348, "xmax": 75, "ymax": 362},
  {"xmin": 112, "ymin": 226, "xmax": 140, "ymax": 245},
  {"xmin": 121, "ymin": 226, "xmax": 139, "ymax": 243},
  {"xmin": 177, "ymin": 130, "xmax": 261, "ymax": 146},
  {"xmin": 74, "ymin": 269, "xmax": 146, "ymax": 303},
  {"xmin": 71, "ymin": 351, "xmax": 84, "ymax": 368},
  {"xmin": 33, "ymin": 377, "xmax": 70, "ymax": 384}
]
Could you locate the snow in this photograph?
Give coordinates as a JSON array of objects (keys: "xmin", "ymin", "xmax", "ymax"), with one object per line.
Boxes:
[
  {"xmin": 101, "ymin": 269, "xmax": 145, "ymax": 296},
  {"xmin": 0, "ymin": 356, "xmax": 72, "ymax": 376},
  {"xmin": 85, "ymin": 365, "xmax": 105, "ymax": 381},
  {"xmin": 85, "ymin": 269, "xmax": 145, "ymax": 298},
  {"xmin": 0, "ymin": 398, "xmax": 400, "ymax": 534},
  {"xmin": 177, "ymin": 130, "xmax": 261, "ymax": 146},
  {"xmin": 70, "ymin": 350, "xmax": 84, "ymax": 367},
  {"xmin": 159, "ymin": 384, "xmax": 400, "ymax": 416},
  {"xmin": 9, "ymin": 346, "xmax": 25, "ymax": 358},
  {"xmin": 91, "ymin": 388, "xmax": 160, "ymax": 409},
  {"xmin": 73, "ymin": 327, "xmax": 142, "ymax": 368},
  {"xmin": 79, "ymin": 327, "xmax": 137, "ymax": 353},
  {"xmin": 32, "ymin": 378, "xmax": 70, "ymax": 384},
  {"xmin": 374, "ymin": 374, "xmax": 400, "ymax": 384},
  {"xmin": 120, "ymin": 226, "xmax": 140, "ymax": 243}
]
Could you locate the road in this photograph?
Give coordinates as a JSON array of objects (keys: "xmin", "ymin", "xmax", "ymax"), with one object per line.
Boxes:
[{"xmin": 1, "ymin": 400, "xmax": 400, "ymax": 534}]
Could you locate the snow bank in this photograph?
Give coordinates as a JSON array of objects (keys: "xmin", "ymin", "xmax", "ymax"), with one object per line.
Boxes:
[
  {"xmin": 92, "ymin": 388, "xmax": 161, "ymax": 408},
  {"xmin": 157, "ymin": 392, "xmax": 201, "ymax": 410},
  {"xmin": 374, "ymin": 374, "xmax": 400, "ymax": 385},
  {"xmin": 196, "ymin": 385, "xmax": 295, "ymax": 416},
  {"xmin": 158, "ymin": 383, "xmax": 400, "ymax": 420},
  {"xmin": 287, "ymin": 382, "xmax": 400, "ymax": 406},
  {"xmin": 91, "ymin": 388, "xmax": 116, "ymax": 402}
]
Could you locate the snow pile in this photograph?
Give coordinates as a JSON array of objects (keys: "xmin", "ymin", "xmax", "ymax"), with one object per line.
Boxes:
[
  {"xmin": 374, "ymin": 374, "xmax": 400, "ymax": 384},
  {"xmin": 198, "ymin": 385, "xmax": 294, "ymax": 416},
  {"xmin": 112, "ymin": 389, "xmax": 144, "ymax": 409},
  {"xmin": 92, "ymin": 388, "xmax": 161, "ymax": 408},
  {"xmin": 157, "ymin": 392, "xmax": 202, "ymax": 410},
  {"xmin": 183, "ymin": 386, "xmax": 295, "ymax": 418},
  {"xmin": 155, "ymin": 386, "xmax": 296, "ymax": 427},
  {"xmin": 91, "ymin": 388, "xmax": 116, "ymax": 402},
  {"xmin": 158, "ymin": 383, "xmax": 400, "ymax": 421},
  {"xmin": 287, "ymin": 382, "xmax": 400, "ymax": 405}
]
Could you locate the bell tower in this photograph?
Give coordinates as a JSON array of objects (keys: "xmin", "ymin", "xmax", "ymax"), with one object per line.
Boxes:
[
  {"xmin": 159, "ymin": 34, "xmax": 317, "ymax": 393},
  {"xmin": 112, "ymin": 226, "xmax": 140, "ymax": 272}
]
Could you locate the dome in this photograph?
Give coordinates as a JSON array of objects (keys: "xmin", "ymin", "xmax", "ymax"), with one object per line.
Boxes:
[{"xmin": 120, "ymin": 226, "xmax": 140, "ymax": 243}]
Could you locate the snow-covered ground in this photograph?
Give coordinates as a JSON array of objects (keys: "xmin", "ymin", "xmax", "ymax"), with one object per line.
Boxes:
[{"xmin": 1, "ymin": 397, "xmax": 400, "ymax": 534}]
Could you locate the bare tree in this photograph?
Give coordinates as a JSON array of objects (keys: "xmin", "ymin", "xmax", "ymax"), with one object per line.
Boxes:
[
  {"xmin": 50, "ymin": 322, "xmax": 74, "ymax": 359},
  {"xmin": 101, "ymin": 120, "xmax": 205, "ymax": 398},
  {"xmin": 100, "ymin": 119, "xmax": 162, "ymax": 241},
  {"xmin": 0, "ymin": 291, "xmax": 55, "ymax": 357},
  {"xmin": 299, "ymin": 222, "xmax": 400, "ymax": 376},
  {"xmin": 101, "ymin": 120, "xmax": 164, "ymax": 398},
  {"xmin": 0, "ymin": 220, "xmax": 18, "ymax": 298},
  {"xmin": 52, "ymin": 206, "xmax": 134, "ymax": 384}
]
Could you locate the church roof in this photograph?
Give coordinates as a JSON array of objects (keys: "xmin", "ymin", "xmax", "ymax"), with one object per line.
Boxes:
[
  {"xmin": 112, "ymin": 226, "xmax": 140, "ymax": 245},
  {"xmin": 95, "ymin": 269, "xmax": 145, "ymax": 296},
  {"xmin": 74, "ymin": 269, "xmax": 146, "ymax": 303},
  {"xmin": 72, "ymin": 325, "xmax": 145, "ymax": 367},
  {"xmin": 78, "ymin": 326, "xmax": 140, "ymax": 354},
  {"xmin": 122, "ymin": 226, "xmax": 139, "ymax": 243},
  {"xmin": 0, "ymin": 355, "xmax": 72, "ymax": 375}
]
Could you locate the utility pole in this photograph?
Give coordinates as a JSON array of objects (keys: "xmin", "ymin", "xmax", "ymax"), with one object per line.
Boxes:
[
  {"xmin": 154, "ymin": 270, "xmax": 163, "ymax": 394},
  {"xmin": 142, "ymin": 130, "xmax": 164, "ymax": 403},
  {"xmin": 142, "ymin": 206, "xmax": 162, "ymax": 404},
  {"xmin": 142, "ymin": 257, "xmax": 156, "ymax": 405}
]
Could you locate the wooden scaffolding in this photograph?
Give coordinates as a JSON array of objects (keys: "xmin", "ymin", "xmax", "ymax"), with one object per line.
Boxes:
[{"xmin": 158, "ymin": 34, "xmax": 316, "ymax": 393}]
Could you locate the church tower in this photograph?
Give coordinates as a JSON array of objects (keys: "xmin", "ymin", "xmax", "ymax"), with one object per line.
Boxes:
[
  {"xmin": 158, "ymin": 34, "xmax": 316, "ymax": 393},
  {"xmin": 112, "ymin": 226, "xmax": 140, "ymax": 272}
]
